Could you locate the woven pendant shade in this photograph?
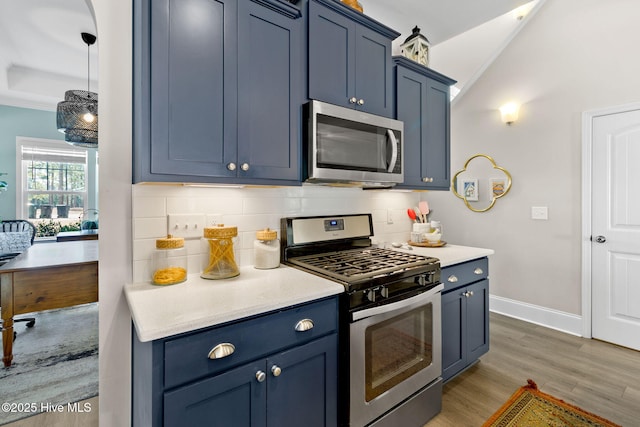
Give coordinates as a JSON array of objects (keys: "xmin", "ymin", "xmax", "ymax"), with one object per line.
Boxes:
[
  {"xmin": 57, "ymin": 90, "xmax": 98, "ymax": 147},
  {"xmin": 57, "ymin": 32, "xmax": 98, "ymax": 148}
]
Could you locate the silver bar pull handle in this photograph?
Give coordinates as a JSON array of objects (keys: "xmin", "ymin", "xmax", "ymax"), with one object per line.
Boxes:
[
  {"xmin": 295, "ymin": 319, "xmax": 314, "ymax": 332},
  {"xmin": 208, "ymin": 343, "xmax": 235, "ymax": 360},
  {"xmin": 386, "ymin": 129, "xmax": 398, "ymax": 173}
]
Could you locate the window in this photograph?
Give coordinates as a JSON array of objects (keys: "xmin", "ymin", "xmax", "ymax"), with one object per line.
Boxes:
[{"xmin": 16, "ymin": 137, "xmax": 97, "ymax": 226}]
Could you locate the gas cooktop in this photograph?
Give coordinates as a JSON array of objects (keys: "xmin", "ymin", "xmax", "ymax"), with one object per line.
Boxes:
[{"xmin": 287, "ymin": 247, "xmax": 438, "ymax": 284}]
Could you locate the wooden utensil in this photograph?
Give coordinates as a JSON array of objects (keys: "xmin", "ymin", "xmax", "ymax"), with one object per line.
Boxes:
[{"xmin": 419, "ymin": 200, "xmax": 430, "ymax": 223}]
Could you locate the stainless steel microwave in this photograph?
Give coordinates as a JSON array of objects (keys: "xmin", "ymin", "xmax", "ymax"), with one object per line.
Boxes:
[{"xmin": 304, "ymin": 100, "xmax": 404, "ymax": 188}]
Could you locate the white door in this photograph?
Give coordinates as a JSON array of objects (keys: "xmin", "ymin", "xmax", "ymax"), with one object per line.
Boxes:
[{"xmin": 591, "ymin": 108, "xmax": 640, "ymax": 350}]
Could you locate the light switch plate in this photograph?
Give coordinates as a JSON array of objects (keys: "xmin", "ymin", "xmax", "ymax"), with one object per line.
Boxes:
[
  {"xmin": 531, "ymin": 206, "xmax": 548, "ymax": 220},
  {"xmin": 167, "ymin": 214, "xmax": 206, "ymax": 238}
]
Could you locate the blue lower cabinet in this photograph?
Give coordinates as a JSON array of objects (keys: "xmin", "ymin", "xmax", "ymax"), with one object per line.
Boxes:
[
  {"xmin": 164, "ymin": 361, "xmax": 266, "ymax": 426},
  {"xmin": 441, "ymin": 258, "xmax": 490, "ymax": 382},
  {"xmin": 132, "ymin": 297, "xmax": 339, "ymax": 426}
]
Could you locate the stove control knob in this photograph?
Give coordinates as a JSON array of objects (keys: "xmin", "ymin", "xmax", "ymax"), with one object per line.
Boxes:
[
  {"xmin": 365, "ymin": 289, "xmax": 376, "ymax": 302},
  {"xmin": 380, "ymin": 286, "xmax": 389, "ymax": 298}
]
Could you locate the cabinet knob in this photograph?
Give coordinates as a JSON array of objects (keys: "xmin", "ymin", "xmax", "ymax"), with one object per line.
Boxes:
[
  {"xmin": 294, "ymin": 318, "xmax": 314, "ymax": 332},
  {"xmin": 422, "ymin": 177, "xmax": 434, "ymax": 183},
  {"xmin": 271, "ymin": 365, "xmax": 282, "ymax": 377},
  {"xmin": 469, "ymin": 291, "xmax": 474, "ymax": 297},
  {"xmin": 448, "ymin": 275, "xmax": 458, "ymax": 283},
  {"xmin": 208, "ymin": 343, "xmax": 235, "ymax": 359},
  {"xmin": 357, "ymin": 99, "xmax": 364, "ymax": 106},
  {"xmin": 227, "ymin": 162, "xmax": 236, "ymax": 171},
  {"xmin": 474, "ymin": 268, "xmax": 484, "ymax": 275},
  {"xmin": 256, "ymin": 371, "xmax": 266, "ymax": 383},
  {"xmin": 349, "ymin": 97, "xmax": 357, "ymax": 104},
  {"xmin": 241, "ymin": 163, "xmax": 250, "ymax": 171}
]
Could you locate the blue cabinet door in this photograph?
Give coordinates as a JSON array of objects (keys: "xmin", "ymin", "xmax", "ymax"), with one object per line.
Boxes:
[
  {"xmin": 237, "ymin": 0, "xmax": 303, "ymax": 181},
  {"xmin": 308, "ymin": 0, "xmax": 354, "ymax": 110},
  {"xmin": 148, "ymin": 0, "xmax": 238, "ymax": 179},
  {"xmin": 134, "ymin": 0, "xmax": 303, "ymax": 184},
  {"xmin": 267, "ymin": 334, "xmax": 338, "ymax": 427},
  {"xmin": 441, "ymin": 286, "xmax": 466, "ymax": 381},
  {"xmin": 466, "ymin": 279, "xmax": 490, "ymax": 362},
  {"xmin": 441, "ymin": 279, "xmax": 490, "ymax": 382},
  {"xmin": 394, "ymin": 57, "xmax": 455, "ymax": 190},
  {"xmin": 308, "ymin": 0, "xmax": 397, "ymax": 118},
  {"xmin": 164, "ymin": 360, "xmax": 266, "ymax": 427}
]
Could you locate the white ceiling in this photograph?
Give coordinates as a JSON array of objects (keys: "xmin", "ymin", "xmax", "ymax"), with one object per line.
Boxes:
[{"xmin": 0, "ymin": 0, "xmax": 530, "ymax": 111}]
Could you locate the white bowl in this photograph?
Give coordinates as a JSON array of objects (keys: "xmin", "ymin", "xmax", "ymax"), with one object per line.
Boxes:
[{"xmin": 424, "ymin": 233, "xmax": 441, "ymax": 243}]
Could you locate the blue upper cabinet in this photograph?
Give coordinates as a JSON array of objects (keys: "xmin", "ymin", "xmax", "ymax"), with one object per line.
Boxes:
[
  {"xmin": 394, "ymin": 57, "xmax": 456, "ymax": 190},
  {"xmin": 133, "ymin": 0, "xmax": 303, "ymax": 184},
  {"xmin": 308, "ymin": 0, "xmax": 399, "ymax": 118}
]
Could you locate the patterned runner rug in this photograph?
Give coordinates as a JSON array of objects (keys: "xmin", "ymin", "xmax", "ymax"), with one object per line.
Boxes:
[
  {"xmin": 483, "ymin": 379, "xmax": 621, "ymax": 427},
  {"xmin": 0, "ymin": 303, "xmax": 98, "ymax": 425}
]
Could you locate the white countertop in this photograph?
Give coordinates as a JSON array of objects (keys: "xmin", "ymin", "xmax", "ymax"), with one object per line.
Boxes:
[
  {"xmin": 397, "ymin": 244, "xmax": 494, "ymax": 267},
  {"xmin": 125, "ymin": 244, "xmax": 492, "ymax": 342},
  {"xmin": 125, "ymin": 265, "xmax": 344, "ymax": 342}
]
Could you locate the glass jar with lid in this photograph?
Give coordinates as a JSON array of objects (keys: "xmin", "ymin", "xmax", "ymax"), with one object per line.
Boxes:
[
  {"xmin": 201, "ymin": 224, "xmax": 240, "ymax": 279},
  {"xmin": 254, "ymin": 228, "xmax": 280, "ymax": 269},
  {"xmin": 151, "ymin": 235, "xmax": 188, "ymax": 286}
]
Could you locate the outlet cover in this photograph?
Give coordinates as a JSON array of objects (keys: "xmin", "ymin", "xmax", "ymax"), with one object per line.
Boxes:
[
  {"xmin": 167, "ymin": 214, "xmax": 206, "ymax": 238},
  {"xmin": 531, "ymin": 206, "xmax": 548, "ymax": 220}
]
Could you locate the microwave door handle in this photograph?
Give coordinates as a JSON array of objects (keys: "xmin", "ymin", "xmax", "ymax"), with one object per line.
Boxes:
[{"xmin": 386, "ymin": 129, "xmax": 398, "ymax": 172}]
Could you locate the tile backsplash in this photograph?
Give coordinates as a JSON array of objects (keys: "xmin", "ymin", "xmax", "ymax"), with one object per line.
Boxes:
[{"xmin": 132, "ymin": 184, "xmax": 423, "ymax": 283}]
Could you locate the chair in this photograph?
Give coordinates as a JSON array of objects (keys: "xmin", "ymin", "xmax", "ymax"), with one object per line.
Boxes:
[{"xmin": 0, "ymin": 220, "xmax": 37, "ymax": 337}]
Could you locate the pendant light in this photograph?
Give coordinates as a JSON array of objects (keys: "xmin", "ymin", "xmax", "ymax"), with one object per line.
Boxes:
[{"xmin": 56, "ymin": 32, "xmax": 98, "ymax": 148}]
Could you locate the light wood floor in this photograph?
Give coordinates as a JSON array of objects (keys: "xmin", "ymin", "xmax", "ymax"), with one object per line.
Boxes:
[{"xmin": 427, "ymin": 312, "xmax": 640, "ymax": 426}]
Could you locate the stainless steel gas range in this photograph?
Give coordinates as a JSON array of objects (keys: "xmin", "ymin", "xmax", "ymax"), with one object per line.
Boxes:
[{"xmin": 281, "ymin": 214, "xmax": 443, "ymax": 427}]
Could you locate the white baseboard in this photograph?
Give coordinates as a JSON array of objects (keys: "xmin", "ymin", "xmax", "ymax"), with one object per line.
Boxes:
[{"xmin": 489, "ymin": 295, "xmax": 583, "ymax": 337}]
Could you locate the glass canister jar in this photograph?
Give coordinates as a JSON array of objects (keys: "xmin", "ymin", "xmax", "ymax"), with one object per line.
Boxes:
[
  {"xmin": 254, "ymin": 228, "xmax": 280, "ymax": 269},
  {"xmin": 151, "ymin": 235, "xmax": 188, "ymax": 286},
  {"xmin": 201, "ymin": 224, "xmax": 240, "ymax": 279}
]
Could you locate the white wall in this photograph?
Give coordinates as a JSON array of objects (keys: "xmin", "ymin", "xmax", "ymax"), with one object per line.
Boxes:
[
  {"xmin": 92, "ymin": 0, "xmax": 133, "ymax": 425},
  {"xmin": 427, "ymin": 0, "xmax": 640, "ymax": 319}
]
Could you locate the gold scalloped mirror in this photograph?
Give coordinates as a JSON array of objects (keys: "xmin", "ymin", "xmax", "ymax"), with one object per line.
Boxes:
[{"xmin": 451, "ymin": 154, "xmax": 512, "ymax": 212}]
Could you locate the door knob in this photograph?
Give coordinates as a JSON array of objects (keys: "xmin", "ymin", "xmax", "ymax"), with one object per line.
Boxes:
[{"xmin": 593, "ymin": 235, "xmax": 606, "ymax": 243}]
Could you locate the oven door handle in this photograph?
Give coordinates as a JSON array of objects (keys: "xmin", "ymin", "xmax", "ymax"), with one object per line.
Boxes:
[{"xmin": 352, "ymin": 283, "xmax": 443, "ymax": 322}]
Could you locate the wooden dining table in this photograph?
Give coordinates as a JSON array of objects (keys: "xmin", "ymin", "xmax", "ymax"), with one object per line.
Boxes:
[{"xmin": 0, "ymin": 240, "xmax": 98, "ymax": 367}]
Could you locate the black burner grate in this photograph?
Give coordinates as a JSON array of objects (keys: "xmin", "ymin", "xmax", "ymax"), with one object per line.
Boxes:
[{"xmin": 288, "ymin": 248, "xmax": 438, "ymax": 283}]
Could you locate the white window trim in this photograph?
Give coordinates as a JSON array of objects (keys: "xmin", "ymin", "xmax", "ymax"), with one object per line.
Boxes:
[{"xmin": 15, "ymin": 136, "xmax": 92, "ymax": 220}]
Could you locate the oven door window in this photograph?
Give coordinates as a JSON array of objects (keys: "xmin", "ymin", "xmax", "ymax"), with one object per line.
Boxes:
[{"xmin": 364, "ymin": 303, "xmax": 433, "ymax": 402}]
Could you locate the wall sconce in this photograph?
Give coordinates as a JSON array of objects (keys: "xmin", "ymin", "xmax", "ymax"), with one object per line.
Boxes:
[{"xmin": 499, "ymin": 102, "xmax": 520, "ymax": 125}]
